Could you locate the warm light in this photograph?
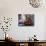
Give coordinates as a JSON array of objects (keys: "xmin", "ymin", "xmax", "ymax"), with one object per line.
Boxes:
[{"xmin": 6, "ymin": 34, "xmax": 8, "ymax": 37}]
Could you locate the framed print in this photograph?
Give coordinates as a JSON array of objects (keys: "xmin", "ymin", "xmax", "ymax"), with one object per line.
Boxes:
[{"xmin": 18, "ymin": 14, "xmax": 34, "ymax": 26}]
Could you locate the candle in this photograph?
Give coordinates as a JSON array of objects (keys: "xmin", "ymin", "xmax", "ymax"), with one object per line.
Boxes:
[{"xmin": 6, "ymin": 34, "xmax": 8, "ymax": 38}]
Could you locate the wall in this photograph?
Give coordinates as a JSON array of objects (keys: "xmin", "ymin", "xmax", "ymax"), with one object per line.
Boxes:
[
  {"xmin": 0, "ymin": 0, "xmax": 46, "ymax": 40},
  {"xmin": 44, "ymin": 15, "xmax": 46, "ymax": 40}
]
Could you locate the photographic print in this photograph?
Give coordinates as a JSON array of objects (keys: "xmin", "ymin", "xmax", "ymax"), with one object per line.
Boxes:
[{"xmin": 18, "ymin": 14, "xmax": 34, "ymax": 26}]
